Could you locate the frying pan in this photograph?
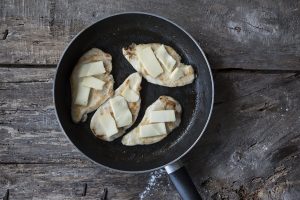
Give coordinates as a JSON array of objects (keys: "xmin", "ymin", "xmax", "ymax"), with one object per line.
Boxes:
[{"xmin": 54, "ymin": 12, "xmax": 214, "ymax": 200}]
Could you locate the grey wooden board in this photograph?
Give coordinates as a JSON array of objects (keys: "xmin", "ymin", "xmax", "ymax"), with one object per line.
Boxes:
[
  {"xmin": 0, "ymin": 67, "xmax": 299, "ymax": 199},
  {"xmin": 0, "ymin": 164, "xmax": 179, "ymax": 200},
  {"xmin": 0, "ymin": 0, "xmax": 300, "ymax": 70}
]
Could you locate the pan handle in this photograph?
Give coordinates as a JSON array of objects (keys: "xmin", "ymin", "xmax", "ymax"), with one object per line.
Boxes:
[{"xmin": 165, "ymin": 161, "xmax": 202, "ymax": 200}]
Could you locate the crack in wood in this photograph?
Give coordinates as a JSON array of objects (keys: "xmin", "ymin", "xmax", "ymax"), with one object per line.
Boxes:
[
  {"xmin": 0, "ymin": 107, "xmax": 54, "ymax": 115},
  {"xmin": 257, "ymin": 102, "xmax": 275, "ymax": 112},
  {"xmin": 101, "ymin": 188, "xmax": 108, "ymax": 200},
  {"xmin": 0, "ymin": 162, "xmax": 70, "ymax": 165},
  {"xmin": 213, "ymin": 68, "xmax": 300, "ymax": 74},
  {"xmin": 2, "ymin": 30, "xmax": 8, "ymax": 40},
  {"xmin": 247, "ymin": 141, "xmax": 258, "ymax": 150},
  {"xmin": 82, "ymin": 183, "xmax": 87, "ymax": 196},
  {"xmin": 32, "ymin": 40, "xmax": 41, "ymax": 45},
  {"xmin": 244, "ymin": 21, "xmax": 271, "ymax": 33},
  {"xmin": 227, "ymin": 26, "xmax": 242, "ymax": 33},
  {"xmin": 0, "ymin": 80, "xmax": 52, "ymax": 84},
  {"xmin": 0, "ymin": 64, "xmax": 56, "ymax": 68},
  {"xmin": 2, "ymin": 189, "xmax": 9, "ymax": 200},
  {"xmin": 49, "ymin": 0, "xmax": 56, "ymax": 37},
  {"xmin": 285, "ymin": 72, "xmax": 300, "ymax": 80}
]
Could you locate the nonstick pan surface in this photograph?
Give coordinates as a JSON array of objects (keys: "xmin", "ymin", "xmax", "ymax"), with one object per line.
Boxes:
[{"xmin": 54, "ymin": 12, "xmax": 214, "ymax": 172}]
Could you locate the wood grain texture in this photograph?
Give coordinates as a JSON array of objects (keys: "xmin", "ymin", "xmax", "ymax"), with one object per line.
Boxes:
[
  {"xmin": 1, "ymin": 0, "xmax": 300, "ymax": 70},
  {"xmin": 186, "ymin": 70, "xmax": 300, "ymax": 199},
  {"xmin": 0, "ymin": 164, "xmax": 179, "ymax": 200},
  {"xmin": 0, "ymin": 67, "xmax": 299, "ymax": 199}
]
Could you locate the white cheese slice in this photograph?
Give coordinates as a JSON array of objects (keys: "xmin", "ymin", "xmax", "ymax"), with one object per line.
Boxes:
[
  {"xmin": 155, "ymin": 45, "xmax": 176, "ymax": 72},
  {"xmin": 81, "ymin": 76, "xmax": 105, "ymax": 90},
  {"xmin": 137, "ymin": 47, "xmax": 163, "ymax": 78},
  {"xmin": 98, "ymin": 113, "xmax": 118, "ymax": 137},
  {"xmin": 139, "ymin": 123, "xmax": 167, "ymax": 138},
  {"xmin": 78, "ymin": 61, "xmax": 106, "ymax": 77},
  {"xmin": 74, "ymin": 85, "xmax": 90, "ymax": 106},
  {"xmin": 170, "ymin": 67, "xmax": 184, "ymax": 81},
  {"xmin": 149, "ymin": 110, "xmax": 176, "ymax": 123},
  {"xmin": 110, "ymin": 96, "xmax": 132, "ymax": 127},
  {"xmin": 121, "ymin": 86, "xmax": 139, "ymax": 102},
  {"xmin": 129, "ymin": 73, "xmax": 141, "ymax": 91}
]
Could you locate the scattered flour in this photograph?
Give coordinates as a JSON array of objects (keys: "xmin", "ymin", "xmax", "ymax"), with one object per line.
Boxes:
[{"xmin": 139, "ymin": 169, "xmax": 165, "ymax": 199}]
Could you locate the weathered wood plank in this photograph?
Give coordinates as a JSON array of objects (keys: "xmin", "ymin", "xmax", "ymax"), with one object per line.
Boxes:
[
  {"xmin": 1, "ymin": 0, "xmax": 300, "ymax": 70},
  {"xmin": 186, "ymin": 70, "xmax": 300, "ymax": 199},
  {"xmin": 0, "ymin": 67, "xmax": 299, "ymax": 199},
  {"xmin": 0, "ymin": 164, "xmax": 179, "ymax": 200},
  {"xmin": 0, "ymin": 68, "xmax": 84, "ymax": 164}
]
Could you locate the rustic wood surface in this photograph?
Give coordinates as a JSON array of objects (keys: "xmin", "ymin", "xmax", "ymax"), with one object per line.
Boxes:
[
  {"xmin": 0, "ymin": 0, "xmax": 300, "ymax": 199},
  {"xmin": 1, "ymin": 0, "xmax": 300, "ymax": 70},
  {"xmin": 0, "ymin": 68, "xmax": 299, "ymax": 199}
]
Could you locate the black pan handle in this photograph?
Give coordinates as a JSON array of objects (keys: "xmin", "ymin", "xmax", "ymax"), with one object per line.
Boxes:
[{"xmin": 165, "ymin": 162, "xmax": 202, "ymax": 200}]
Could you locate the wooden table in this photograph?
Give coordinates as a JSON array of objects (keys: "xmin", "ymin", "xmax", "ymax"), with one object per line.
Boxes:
[{"xmin": 1, "ymin": 1, "xmax": 299, "ymax": 199}]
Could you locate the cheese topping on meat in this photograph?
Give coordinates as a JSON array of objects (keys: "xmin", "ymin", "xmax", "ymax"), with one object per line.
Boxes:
[
  {"xmin": 123, "ymin": 43, "xmax": 195, "ymax": 87},
  {"xmin": 90, "ymin": 73, "xmax": 142, "ymax": 141},
  {"xmin": 70, "ymin": 48, "xmax": 114, "ymax": 123},
  {"xmin": 122, "ymin": 96, "xmax": 182, "ymax": 146}
]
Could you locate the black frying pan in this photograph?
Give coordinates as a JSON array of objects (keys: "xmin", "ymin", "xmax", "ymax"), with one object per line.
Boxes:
[{"xmin": 54, "ymin": 12, "xmax": 214, "ymax": 200}]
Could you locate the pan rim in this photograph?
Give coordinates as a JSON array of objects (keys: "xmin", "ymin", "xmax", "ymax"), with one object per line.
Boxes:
[{"xmin": 53, "ymin": 11, "xmax": 214, "ymax": 173}]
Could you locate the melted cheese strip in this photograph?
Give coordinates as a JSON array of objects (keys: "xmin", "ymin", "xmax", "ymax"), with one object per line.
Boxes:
[
  {"xmin": 78, "ymin": 61, "xmax": 106, "ymax": 77},
  {"xmin": 139, "ymin": 123, "xmax": 167, "ymax": 138},
  {"xmin": 110, "ymin": 96, "xmax": 132, "ymax": 127},
  {"xmin": 98, "ymin": 113, "xmax": 118, "ymax": 137},
  {"xmin": 155, "ymin": 45, "xmax": 176, "ymax": 72},
  {"xmin": 170, "ymin": 67, "xmax": 184, "ymax": 81},
  {"xmin": 81, "ymin": 76, "xmax": 105, "ymax": 90},
  {"xmin": 137, "ymin": 47, "xmax": 163, "ymax": 78},
  {"xmin": 121, "ymin": 85, "xmax": 139, "ymax": 102},
  {"xmin": 74, "ymin": 85, "xmax": 90, "ymax": 106},
  {"xmin": 149, "ymin": 110, "xmax": 176, "ymax": 123}
]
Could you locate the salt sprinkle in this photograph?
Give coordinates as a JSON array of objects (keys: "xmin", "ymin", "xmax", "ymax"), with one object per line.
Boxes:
[{"xmin": 139, "ymin": 169, "xmax": 164, "ymax": 199}]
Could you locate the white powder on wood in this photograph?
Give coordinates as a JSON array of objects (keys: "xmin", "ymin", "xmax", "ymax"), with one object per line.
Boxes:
[{"xmin": 139, "ymin": 169, "xmax": 165, "ymax": 199}]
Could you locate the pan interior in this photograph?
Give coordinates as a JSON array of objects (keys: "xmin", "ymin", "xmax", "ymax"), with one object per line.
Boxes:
[{"xmin": 55, "ymin": 13, "xmax": 213, "ymax": 171}]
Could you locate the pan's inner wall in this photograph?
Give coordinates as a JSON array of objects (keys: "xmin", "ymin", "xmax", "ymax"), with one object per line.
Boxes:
[{"xmin": 55, "ymin": 13, "xmax": 213, "ymax": 171}]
